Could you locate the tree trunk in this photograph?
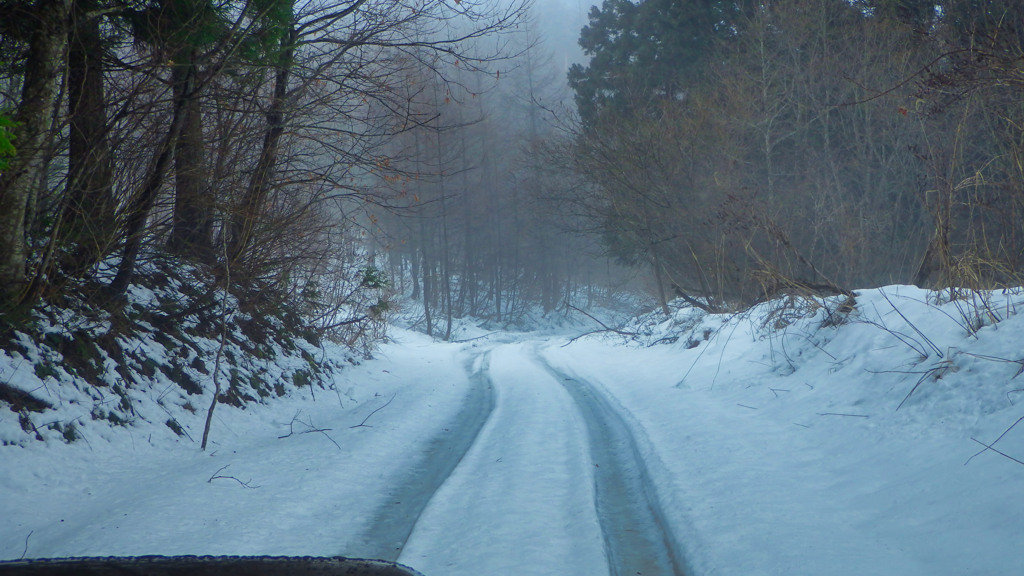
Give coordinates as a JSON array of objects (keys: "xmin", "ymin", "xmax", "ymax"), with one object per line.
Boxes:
[
  {"xmin": 0, "ymin": 0, "xmax": 68, "ymax": 307},
  {"xmin": 63, "ymin": 0, "xmax": 115, "ymax": 275},
  {"xmin": 433, "ymin": 101, "xmax": 453, "ymax": 341},
  {"xmin": 229, "ymin": 26, "xmax": 295, "ymax": 268},
  {"xmin": 168, "ymin": 50, "xmax": 213, "ymax": 259},
  {"xmin": 107, "ymin": 67, "xmax": 194, "ymax": 297},
  {"xmin": 410, "ymin": 250, "xmax": 420, "ymax": 300},
  {"xmin": 651, "ymin": 247, "xmax": 672, "ymax": 316}
]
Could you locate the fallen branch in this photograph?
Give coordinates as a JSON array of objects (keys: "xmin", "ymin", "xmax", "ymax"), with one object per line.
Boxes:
[
  {"xmin": 961, "ymin": 352, "xmax": 1024, "ymax": 378},
  {"xmin": 965, "ymin": 414, "xmax": 1024, "ymax": 466},
  {"xmin": 350, "ymin": 394, "xmax": 396, "ymax": 428},
  {"xmin": 19, "ymin": 530, "xmax": 32, "ymax": 560},
  {"xmin": 451, "ymin": 332, "xmax": 500, "ymax": 343},
  {"xmin": 278, "ymin": 412, "xmax": 342, "ymax": 450},
  {"xmin": 207, "ymin": 465, "xmax": 259, "ymax": 489},
  {"xmin": 562, "ymin": 302, "xmax": 637, "ymax": 347},
  {"xmin": 1008, "ymin": 389, "xmax": 1024, "ymax": 406},
  {"xmin": 562, "ymin": 329, "xmax": 614, "ymax": 346},
  {"xmin": 311, "ymin": 428, "xmax": 342, "ymax": 450},
  {"xmin": 967, "ymin": 438, "xmax": 1024, "ymax": 467}
]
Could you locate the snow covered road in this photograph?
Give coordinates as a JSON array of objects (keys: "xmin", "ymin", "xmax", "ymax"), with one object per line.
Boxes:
[
  {"xmin": 541, "ymin": 357, "xmax": 686, "ymax": 576},
  {"xmin": 398, "ymin": 344, "xmax": 609, "ymax": 575},
  {"xmin": 348, "ymin": 353, "xmax": 494, "ymax": 561},
  {"xmin": 393, "ymin": 342, "xmax": 692, "ymax": 575},
  {"xmin": 5, "ymin": 290, "xmax": 1024, "ymax": 576}
]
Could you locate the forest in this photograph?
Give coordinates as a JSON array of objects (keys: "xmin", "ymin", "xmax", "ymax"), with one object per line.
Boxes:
[
  {"xmin": 564, "ymin": 0, "xmax": 1024, "ymax": 313},
  {"xmin": 0, "ymin": 0, "xmax": 1023, "ymax": 341}
]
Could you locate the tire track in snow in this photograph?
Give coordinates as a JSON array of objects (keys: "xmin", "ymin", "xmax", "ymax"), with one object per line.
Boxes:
[
  {"xmin": 540, "ymin": 357, "xmax": 688, "ymax": 576},
  {"xmin": 396, "ymin": 344, "xmax": 608, "ymax": 575},
  {"xmin": 347, "ymin": 352, "xmax": 495, "ymax": 561}
]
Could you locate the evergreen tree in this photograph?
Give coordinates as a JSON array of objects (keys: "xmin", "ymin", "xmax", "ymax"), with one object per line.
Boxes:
[{"xmin": 568, "ymin": 0, "xmax": 748, "ymax": 127}]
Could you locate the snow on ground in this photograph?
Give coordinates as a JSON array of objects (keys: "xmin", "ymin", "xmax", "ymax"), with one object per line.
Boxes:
[
  {"xmin": 0, "ymin": 330, "xmax": 473, "ymax": 560},
  {"xmin": 2, "ymin": 286, "xmax": 1023, "ymax": 575},
  {"xmin": 398, "ymin": 345, "xmax": 607, "ymax": 576},
  {"xmin": 543, "ymin": 286, "xmax": 1024, "ymax": 575}
]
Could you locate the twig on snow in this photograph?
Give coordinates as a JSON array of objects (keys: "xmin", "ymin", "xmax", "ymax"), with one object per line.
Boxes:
[
  {"xmin": 965, "ymin": 414, "xmax": 1024, "ymax": 466},
  {"xmin": 351, "ymin": 394, "xmax": 396, "ymax": 428},
  {"xmin": 19, "ymin": 530, "xmax": 32, "ymax": 560},
  {"xmin": 277, "ymin": 412, "xmax": 342, "ymax": 450},
  {"xmin": 967, "ymin": 438, "xmax": 1024, "ymax": 467},
  {"xmin": 451, "ymin": 332, "xmax": 500, "ymax": 343},
  {"xmin": 1007, "ymin": 389, "xmax": 1024, "ymax": 406},
  {"xmin": 961, "ymin": 352, "xmax": 1024, "ymax": 378},
  {"xmin": 562, "ymin": 302, "xmax": 637, "ymax": 346},
  {"xmin": 207, "ymin": 465, "xmax": 260, "ymax": 489}
]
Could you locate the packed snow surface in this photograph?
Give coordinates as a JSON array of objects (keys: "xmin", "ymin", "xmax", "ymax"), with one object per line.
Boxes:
[{"xmin": 2, "ymin": 286, "xmax": 1023, "ymax": 575}]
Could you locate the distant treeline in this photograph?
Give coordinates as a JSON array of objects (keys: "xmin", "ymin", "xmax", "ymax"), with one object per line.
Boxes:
[
  {"xmin": 559, "ymin": 0, "xmax": 1024, "ymax": 311},
  {"xmin": 0, "ymin": 0, "xmax": 527, "ymax": 334}
]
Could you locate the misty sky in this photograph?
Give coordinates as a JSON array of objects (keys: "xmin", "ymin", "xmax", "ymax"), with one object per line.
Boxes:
[{"xmin": 533, "ymin": 0, "xmax": 591, "ymax": 73}]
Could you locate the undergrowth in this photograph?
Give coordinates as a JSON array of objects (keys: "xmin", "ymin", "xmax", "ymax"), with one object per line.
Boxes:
[{"xmin": 0, "ymin": 258, "xmax": 371, "ymax": 445}]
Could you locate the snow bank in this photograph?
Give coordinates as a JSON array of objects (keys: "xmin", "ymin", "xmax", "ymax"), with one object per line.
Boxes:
[{"xmin": 543, "ymin": 286, "xmax": 1024, "ymax": 575}]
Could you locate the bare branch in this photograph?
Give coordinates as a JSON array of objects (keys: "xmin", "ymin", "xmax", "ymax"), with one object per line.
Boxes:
[
  {"xmin": 207, "ymin": 465, "xmax": 260, "ymax": 489},
  {"xmin": 350, "ymin": 394, "xmax": 396, "ymax": 428}
]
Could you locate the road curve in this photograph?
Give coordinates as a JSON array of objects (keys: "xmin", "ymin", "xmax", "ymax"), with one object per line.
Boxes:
[
  {"xmin": 540, "ymin": 355, "xmax": 688, "ymax": 576},
  {"xmin": 346, "ymin": 352, "xmax": 495, "ymax": 561}
]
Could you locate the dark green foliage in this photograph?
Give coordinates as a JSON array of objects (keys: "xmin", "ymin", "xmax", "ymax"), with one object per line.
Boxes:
[
  {"xmin": 113, "ymin": 384, "xmax": 134, "ymax": 414},
  {"xmin": 0, "ymin": 381, "xmax": 50, "ymax": 412},
  {"xmin": 569, "ymin": 0, "xmax": 749, "ymax": 126},
  {"xmin": 190, "ymin": 356, "xmax": 208, "ymax": 374},
  {"xmin": 158, "ymin": 361, "xmax": 203, "ymax": 395},
  {"xmin": 291, "ymin": 369, "xmax": 311, "ymax": 388},
  {"xmin": 123, "ymin": 0, "xmax": 231, "ymax": 52},
  {"xmin": 93, "ymin": 407, "xmax": 128, "ymax": 426},
  {"xmin": 0, "ymin": 111, "xmax": 15, "ymax": 171},
  {"xmin": 166, "ymin": 418, "xmax": 185, "ymax": 437},
  {"xmin": 237, "ymin": 0, "xmax": 293, "ymax": 63},
  {"xmin": 33, "ymin": 362, "xmax": 60, "ymax": 381},
  {"xmin": 564, "ymin": 0, "xmax": 1024, "ymax": 301},
  {"xmin": 220, "ymin": 367, "xmax": 256, "ymax": 408},
  {"xmin": 44, "ymin": 421, "xmax": 81, "ymax": 443},
  {"xmin": 251, "ymin": 373, "xmax": 269, "ymax": 398},
  {"xmin": 369, "ymin": 299, "xmax": 390, "ymax": 318},
  {"xmin": 361, "ymin": 267, "xmax": 389, "ymax": 290},
  {"xmin": 152, "ymin": 330, "xmax": 177, "ymax": 352},
  {"xmin": 138, "ymin": 357, "xmax": 159, "ymax": 379},
  {"xmin": 19, "ymin": 413, "xmax": 40, "ymax": 439},
  {"xmin": 55, "ymin": 422, "xmax": 79, "ymax": 443}
]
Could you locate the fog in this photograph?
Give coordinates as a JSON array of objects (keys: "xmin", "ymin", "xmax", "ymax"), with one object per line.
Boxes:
[{"xmin": 534, "ymin": 0, "xmax": 590, "ymax": 74}]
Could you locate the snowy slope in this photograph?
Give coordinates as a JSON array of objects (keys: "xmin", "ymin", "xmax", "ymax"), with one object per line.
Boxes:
[
  {"xmin": 2, "ymin": 286, "xmax": 1023, "ymax": 575},
  {"xmin": 543, "ymin": 286, "xmax": 1024, "ymax": 575}
]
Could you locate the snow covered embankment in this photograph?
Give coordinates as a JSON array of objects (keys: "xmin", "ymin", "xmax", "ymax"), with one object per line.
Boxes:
[{"xmin": 543, "ymin": 286, "xmax": 1024, "ymax": 576}]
